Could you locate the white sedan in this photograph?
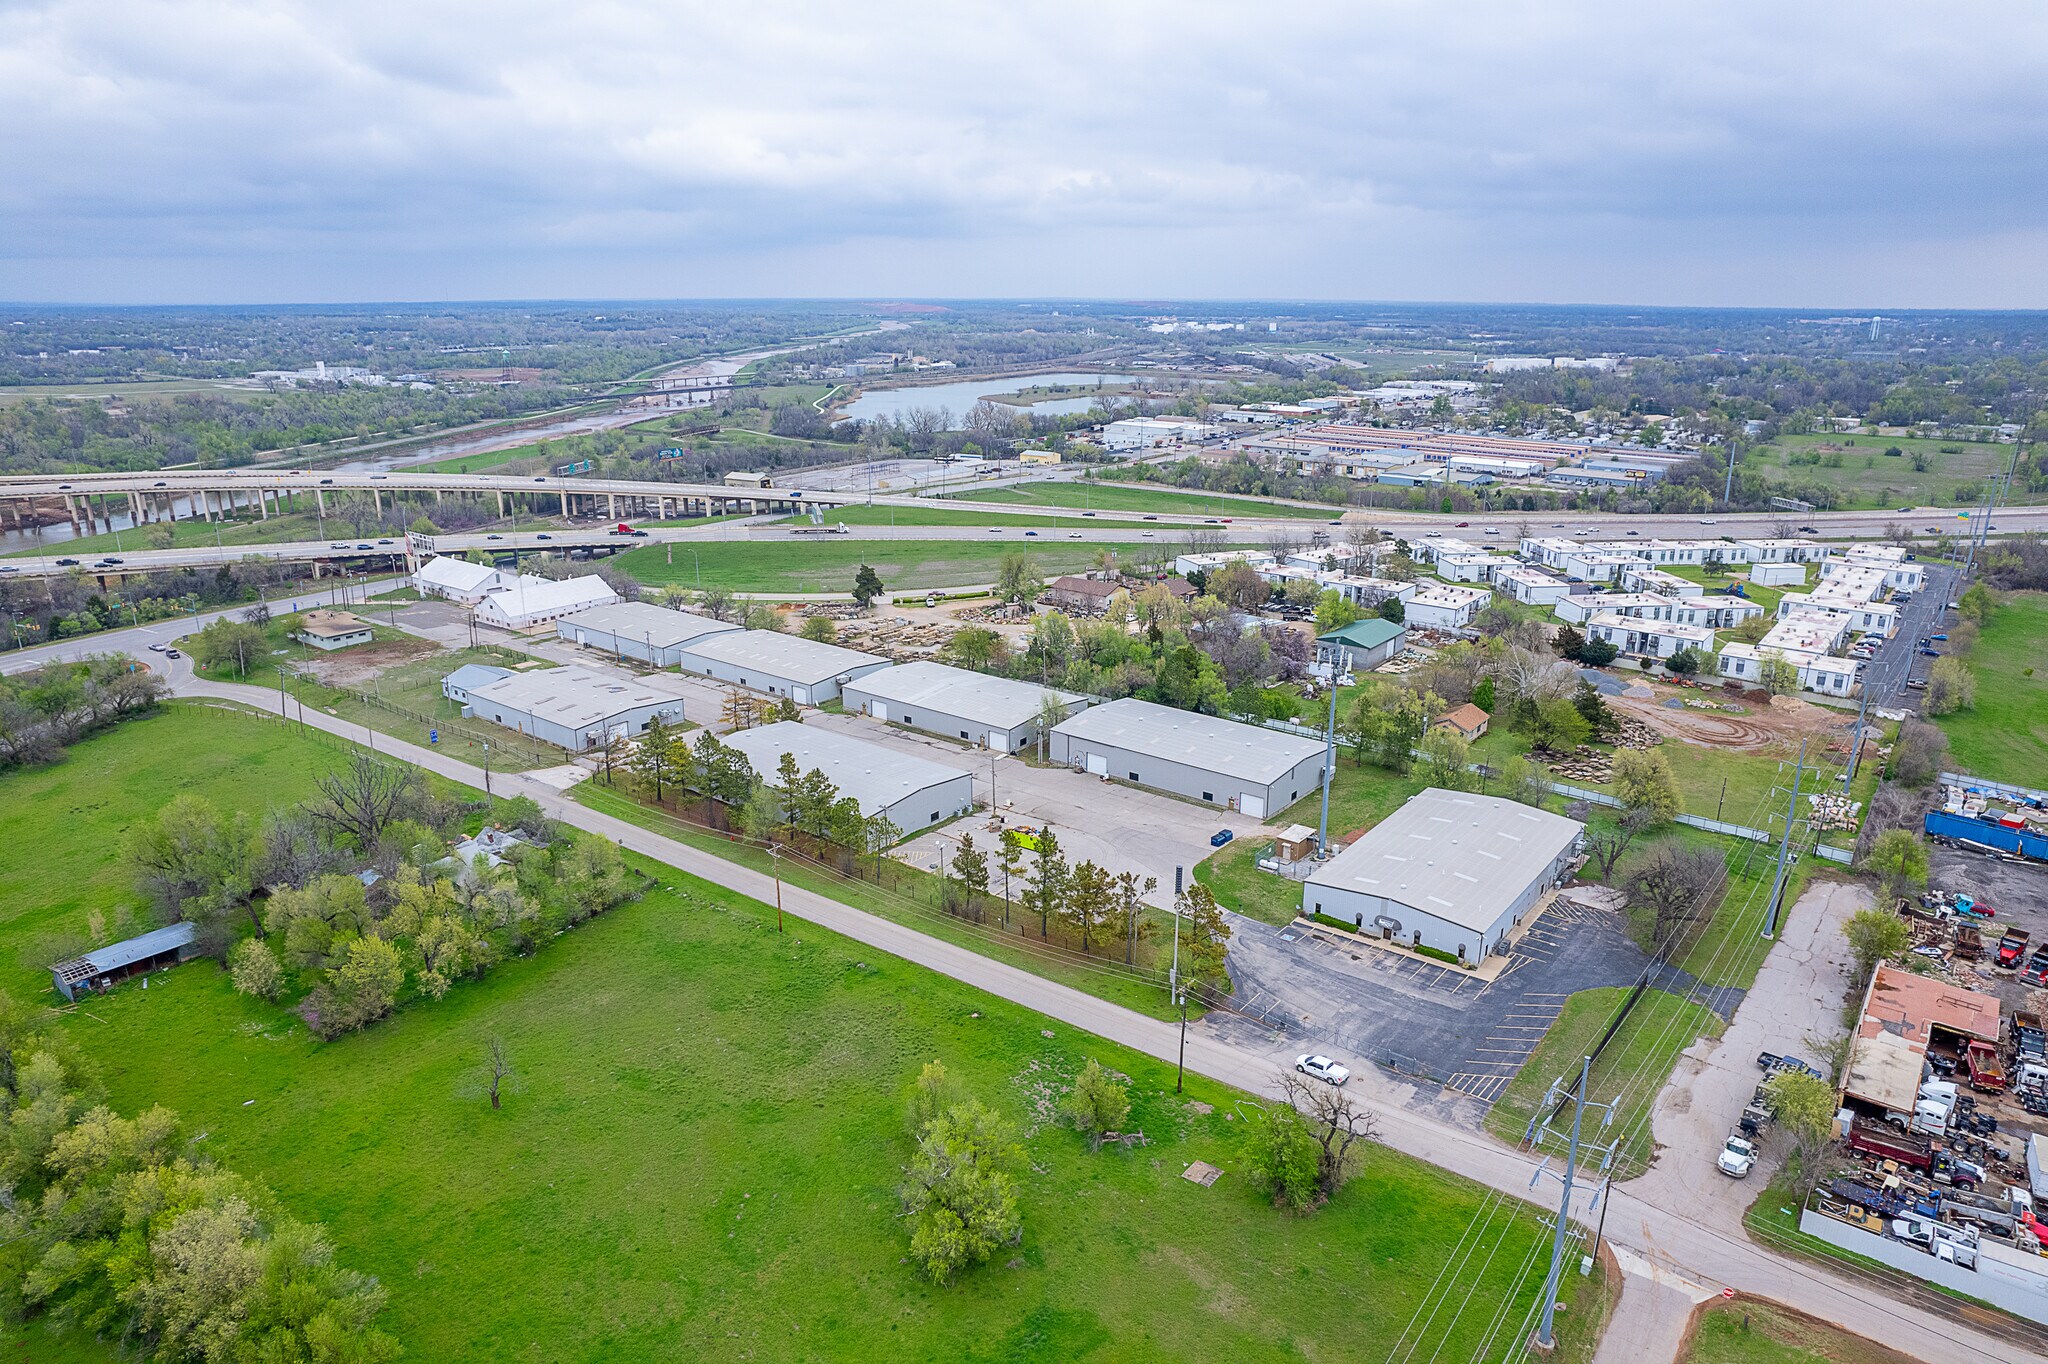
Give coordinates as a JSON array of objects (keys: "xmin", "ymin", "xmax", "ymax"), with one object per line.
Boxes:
[{"xmin": 1295, "ymin": 1054, "xmax": 1350, "ymax": 1086}]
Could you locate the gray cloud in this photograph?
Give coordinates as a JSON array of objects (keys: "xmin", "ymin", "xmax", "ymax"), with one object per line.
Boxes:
[{"xmin": 0, "ymin": 0, "xmax": 2042, "ymax": 304}]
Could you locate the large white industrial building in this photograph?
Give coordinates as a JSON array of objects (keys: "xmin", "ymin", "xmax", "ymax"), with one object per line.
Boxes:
[
  {"xmin": 413, "ymin": 556, "xmax": 516, "ymax": 604},
  {"xmin": 1304, "ymin": 790, "xmax": 1584, "ymax": 963},
  {"xmin": 840, "ymin": 662, "xmax": 1087, "ymax": 752},
  {"xmin": 720, "ymin": 722, "xmax": 975, "ymax": 836},
  {"xmin": 557, "ymin": 601, "xmax": 740, "ymax": 666},
  {"xmin": 472, "ymin": 575, "xmax": 620, "ymax": 630},
  {"xmin": 1048, "ymin": 697, "xmax": 1325, "ymax": 819},
  {"xmin": 449, "ymin": 665, "xmax": 690, "ymax": 750},
  {"xmin": 675, "ymin": 630, "xmax": 893, "ymax": 704}
]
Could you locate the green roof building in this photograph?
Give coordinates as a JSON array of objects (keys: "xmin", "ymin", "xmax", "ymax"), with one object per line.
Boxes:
[{"xmin": 1316, "ymin": 617, "xmax": 1406, "ymax": 671}]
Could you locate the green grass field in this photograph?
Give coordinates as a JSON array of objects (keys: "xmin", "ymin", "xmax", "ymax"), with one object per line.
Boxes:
[
  {"xmin": 194, "ymin": 619, "xmax": 564, "ymax": 769},
  {"xmin": 4, "ymin": 511, "xmax": 340, "ymax": 559},
  {"xmin": 1745, "ymin": 433, "xmax": 2021, "ymax": 510},
  {"xmin": 1935, "ymin": 591, "xmax": 2048, "ymax": 786},
  {"xmin": 0, "ymin": 378, "xmax": 273, "ymax": 404},
  {"xmin": 1484, "ymin": 987, "xmax": 1726, "ymax": 1177},
  {"xmin": 1681, "ymin": 1300, "xmax": 1911, "ymax": 1364},
  {"xmin": 779, "ymin": 504, "xmax": 1153, "ymax": 531},
  {"xmin": 1, "ymin": 705, "xmax": 1608, "ymax": 1363},
  {"xmin": 959, "ymin": 480, "xmax": 1337, "ymax": 520},
  {"xmin": 0, "ymin": 704, "xmax": 352, "ymax": 987},
  {"xmin": 614, "ymin": 538, "xmax": 1159, "ymax": 594}
]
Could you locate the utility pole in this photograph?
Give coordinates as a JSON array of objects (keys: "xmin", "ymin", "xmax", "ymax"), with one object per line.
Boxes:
[
  {"xmin": 1171, "ymin": 866, "xmax": 1186, "ymax": 1094},
  {"xmin": 772, "ymin": 846, "xmax": 785, "ymax": 932},
  {"xmin": 1723, "ymin": 433, "xmax": 1739, "ymax": 511},
  {"xmin": 1762, "ymin": 738, "xmax": 1808, "ymax": 939},
  {"xmin": 1316, "ymin": 648, "xmax": 1339, "ymax": 856},
  {"xmin": 1526, "ymin": 1056, "xmax": 1618, "ymax": 1354}
]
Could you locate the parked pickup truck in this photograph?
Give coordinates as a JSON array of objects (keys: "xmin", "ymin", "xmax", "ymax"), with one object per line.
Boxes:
[
  {"xmin": 1967, "ymin": 1040, "xmax": 2008, "ymax": 1093},
  {"xmin": 1998, "ymin": 929, "xmax": 2032, "ymax": 969},
  {"xmin": 1756, "ymin": 1052, "xmax": 1825, "ymax": 1080},
  {"xmin": 1891, "ymin": 1217, "xmax": 1980, "ymax": 1267},
  {"xmin": 1850, "ymin": 1117, "xmax": 1934, "ymax": 1172}
]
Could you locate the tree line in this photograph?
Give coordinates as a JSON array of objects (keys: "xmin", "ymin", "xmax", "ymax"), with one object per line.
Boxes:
[
  {"xmin": 0, "ymin": 655, "xmax": 167, "ymax": 770},
  {"xmin": 0, "ymin": 991, "xmax": 399, "ymax": 1360},
  {"xmin": 120, "ymin": 754, "xmax": 634, "ymax": 1039}
]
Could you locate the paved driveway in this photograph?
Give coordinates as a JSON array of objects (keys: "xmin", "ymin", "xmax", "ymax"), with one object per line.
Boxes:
[
  {"xmin": 1213, "ymin": 892, "xmax": 1726, "ymax": 1122},
  {"xmin": 804, "ymin": 709, "xmax": 1241, "ymax": 907},
  {"xmin": 1627, "ymin": 880, "xmax": 1865, "ymax": 1220}
]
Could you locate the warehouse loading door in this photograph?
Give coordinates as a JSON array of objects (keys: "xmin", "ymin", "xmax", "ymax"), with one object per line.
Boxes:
[
  {"xmin": 869, "ymin": 701, "xmax": 888, "ymax": 721},
  {"xmin": 1239, "ymin": 793, "xmax": 1267, "ymax": 819},
  {"xmin": 1085, "ymin": 753, "xmax": 1107, "ymax": 776}
]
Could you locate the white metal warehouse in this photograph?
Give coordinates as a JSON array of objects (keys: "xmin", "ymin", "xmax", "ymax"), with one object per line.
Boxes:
[
  {"xmin": 557, "ymin": 601, "xmax": 740, "ymax": 666},
  {"xmin": 1047, "ymin": 697, "xmax": 1325, "ymax": 818},
  {"xmin": 472, "ymin": 575, "xmax": 619, "ymax": 631},
  {"xmin": 720, "ymin": 721, "xmax": 975, "ymax": 836},
  {"xmin": 674, "ymin": 630, "xmax": 892, "ymax": 704},
  {"xmin": 453, "ymin": 665, "xmax": 690, "ymax": 750},
  {"xmin": 840, "ymin": 661, "xmax": 1088, "ymax": 752},
  {"xmin": 1303, "ymin": 789, "xmax": 1583, "ymax": 963}
]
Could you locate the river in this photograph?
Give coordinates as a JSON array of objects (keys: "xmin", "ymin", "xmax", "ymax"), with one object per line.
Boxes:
[{"xmin": 836, "ymin": 372, "xmax": 1147, "ymax": 426}]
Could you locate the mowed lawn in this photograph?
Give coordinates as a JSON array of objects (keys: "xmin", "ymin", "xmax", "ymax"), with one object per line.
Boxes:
[
  {"xmin": 781, "ymin": 504, "xmax": 1152, "ymax": 530},
  {"xmin": 1744, "ymin": 433, "xmax": 2016, "ymax": 511},
  {"xmin": 614, "ymin": 538, "xmax": 1152, "ymax": 593},
  {"xmin": 1483, "ymin": 987, "xmax": 1726, "ymax": 1178},
  {"xmin": 1936, "ymin": 590, "xmax": 2048, "ymax": 786},
  {"xmin": 2, "ymin": 708, "xmax": 1606, "ymax": 1363},
  {"xmin": 962, "ymin": 480, "xmax": 1338, "ymax": 520},
  {"xmin": 0, "ymin": 704, "xmax": 349, "ymax": 988}
]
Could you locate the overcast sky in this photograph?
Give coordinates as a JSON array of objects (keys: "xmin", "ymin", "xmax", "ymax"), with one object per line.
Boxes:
[{"xmin": 2, "ymin": 1, "xmax": 2042, "ymax": 307}]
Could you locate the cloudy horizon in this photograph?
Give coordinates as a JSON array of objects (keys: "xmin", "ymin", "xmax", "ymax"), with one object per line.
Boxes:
[{"xmin": 2, "ymin": 1, "xmax": 2043, "ymax": 308}]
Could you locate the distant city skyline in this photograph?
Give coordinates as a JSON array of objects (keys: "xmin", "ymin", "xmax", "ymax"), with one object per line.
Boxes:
[{"xmin": 2, "ymin": 2, "xmax": 2043, "ymax": 307}]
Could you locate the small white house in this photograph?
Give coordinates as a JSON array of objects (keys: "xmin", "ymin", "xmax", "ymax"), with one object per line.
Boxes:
[{"xmin": 1749, "ymin": 561, "xmax": 1809, "ymax": 588}]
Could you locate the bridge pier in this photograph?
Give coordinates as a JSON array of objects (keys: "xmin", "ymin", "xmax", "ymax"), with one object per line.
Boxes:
[
  {"xmin": 372, "ymin": 488, "xmax": 382, "ymax": 517},
  {"xmin": 315, "ymin": 489, "xmax": 326, "ymax": 517},
  {"xmin": 608, "ymin": 493, "xmax": 617, "ymax": 520},
  {"xmin": 559, "ymin": 489, "xmax": 569, "ymax": 517},
  {"xmin": 496, "ymin": 490, "xmax": 506, "ymax": 518}
]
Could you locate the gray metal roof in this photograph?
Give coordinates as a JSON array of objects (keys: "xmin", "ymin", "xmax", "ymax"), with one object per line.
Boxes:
[
  {"xmin": 680, "ymin": 630, "xmax": 889, "ymax": 685},
  {"xmin": 1050, "ymin": 697, "xmax": 1324, "ymax": 785},
  {"xmin": 844, "ymin": 661, "xmax": 1084, "ymax": 729},
  {"xmin": 720, "ymin": 722, "xmax": 970, "ymax": 816},
  {"xmin": 1305, "ymin": 789, "xmax": 1583, "ymax": 932},
  {"xmin": 444, "ymin": 663, "xmax": 513, "ymax": 692},
  {"xmin": 58, "ymin": 921, "xmax": 197, "ymax": 981},
  {"xmin": 465, "ymin": 665, "xmax": 690, "ymax": 730},
  {"xmin": 560, "ymin": 601, "xmax": 740, "ymax": 649}
]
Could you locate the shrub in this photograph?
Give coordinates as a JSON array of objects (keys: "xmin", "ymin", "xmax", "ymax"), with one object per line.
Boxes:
[
  {"xmin": 228, "ymin": 938, "xmax": 284, "ymax": 1002},
  {"xmin": 1414, "ymin": 943, "xmax": 1463, "ymax": 966}
]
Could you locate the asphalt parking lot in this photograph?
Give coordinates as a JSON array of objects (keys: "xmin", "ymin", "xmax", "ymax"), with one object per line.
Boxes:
[
  {"xmin": 1211, "ymin": 891, "xmax": 1740, "ymax": 1121},
  {"xmin": 806, "ymin": 710, "xmax": 1246, "ymax": 908}
]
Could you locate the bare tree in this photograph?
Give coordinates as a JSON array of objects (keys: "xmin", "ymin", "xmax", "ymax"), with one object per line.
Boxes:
[
  {"xmin": 1277, "ymin": 1068, "xmax": 1380, "ymax": 1203},
  {"xmin": 1626, "ymin": 841, "xmax": 1725, "ymax": 945},
  {"xmin": 486, "ymin": 1037, "xmax": 513, "ymax": 1110},
  {"xmin": 1584, "ymin": 808, "xmax": 1654, "ymax": 879},
  {"xmin": 307, "ymin": 750, "xmax": 427, "ymax": 852},
  {"xmin": 258, "ymin": 808, "xmax": 348, "ymax": 890}
]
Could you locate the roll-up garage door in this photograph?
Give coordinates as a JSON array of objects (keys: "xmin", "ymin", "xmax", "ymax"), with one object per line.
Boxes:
[{"xmin": 1239, "ymin": 793, "xmax": 1267, "ymax": 819}]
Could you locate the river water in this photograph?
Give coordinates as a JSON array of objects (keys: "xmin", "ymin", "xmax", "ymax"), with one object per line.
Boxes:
[{"xmin": 836, "ymin": 372, "xmax": 1145, "ymax": 426}]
